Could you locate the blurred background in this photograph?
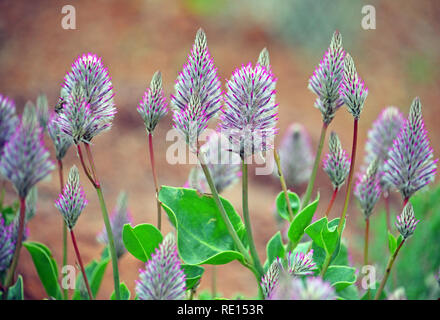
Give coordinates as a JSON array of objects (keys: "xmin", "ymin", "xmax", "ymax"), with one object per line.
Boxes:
[{"xmin": 0, "ymin": 0, "xmax": 439, "ymax": 299}]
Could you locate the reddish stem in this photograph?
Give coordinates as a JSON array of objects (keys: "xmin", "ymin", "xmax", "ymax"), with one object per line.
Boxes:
[
  {"xmin": 77, "ymin": 144, "xmax": 97, "ymax": 188},
  {"xmin": 403, "ymin": 197, "xmax": 409, "ymax": 207},
  {"xmin": 84, "ymin": 143, "xmax": 98, "ymax": 184},
  {"xmin": 148, "ymin": 133, "xmax": 162, "ymax": 231},
  {"xmin": 325, "ymin": 188, "xmax": 338, "ymax": 217},
  {"xmin": 70, "ymin": 230, "xmax": 93, "ymax": 300}
]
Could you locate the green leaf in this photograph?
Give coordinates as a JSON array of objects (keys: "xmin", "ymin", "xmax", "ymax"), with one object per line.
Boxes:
[
  {"xmin": 122, "ymin": 223, "xmax": 163, "ymax": 262},
  {"xmin": 111, "ymin": 282, "xmax": 131, "ymax": 300},
  {"xmin": 337, "ymin": 284, "xmax": 359, "ymax": 300},
  {"xmin": 361, "ymin": 282, "xmax": 386, "ymax": 300},
  {"xmin": 265, "ymin": 232, "xmax": 285, "ymax": 268},
  {"xmin": 287, "ymin": 195, "xmax": 319, "ymax": 245},
  {"xmin": 181, "ymin": 264, "xmax": 205, "ymax": 290},
  {"xmin": 275, "ymin": 191, "xmax": 300, "ymax": 221},
  {"xmin": 6, "ymin": 275, "xmax": 24, "ymax": 300},
  {"xmin": 72, "ymin": 258, "xmax": 110, "ymax": 300},
  {"xmin": 305, "ymin": 217, "xmax": 341, "ymax": 255},
  {"xmin": 159, "ymin": 186, "xmax": 248, "ymax": 265},
  {"xmin": 323, "ymin": 265, "xmax": 357, "ymax": 291},
  {"xmin": 23, "ymin": 241, "xmax": 62, "ymax": 300},
  {"xmin": 388, "ymin": 231, "xmax": 397, "ymax": 253}
]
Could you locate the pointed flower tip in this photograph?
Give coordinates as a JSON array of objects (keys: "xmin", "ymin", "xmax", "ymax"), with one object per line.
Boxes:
[{"xmin": 396, "ymin": 203, "xmax": 419, "ymax": 239}]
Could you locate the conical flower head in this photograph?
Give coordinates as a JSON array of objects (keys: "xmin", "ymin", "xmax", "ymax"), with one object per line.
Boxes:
[
  {"xmin": 308, "ymin": 31, "xmax": 345, "ymax": 125},
  {"xmin": 261, "ymin": 259, "xmax": 281, "ymax": 299},
  {"xmin": 58, "ymin": 53, "xmax": 116, "ymax": 142},
  {"xmin": 340, "ymin": 54, "xmax": 368, "ymax": 120},
  {"xmin": 138, "ymin": 71, "xmax": 168, "ymax": 134},
  {"xmin": 258, "ymin": 47, "xmax": 271, "ymax": 70},
  {"xmin": 220, "ymin": 62, "xmax": 278, "ymax": 158},
  {"xmin": 0, "ymin": 94, "xmax": 19, "ymax": 152},
  {"xmin": 55, "ymin": 166, "xmax": 88, "ymax": 230},
  {"xmin": 354, "ymin": 159, "xmax": 382, "ymax": 218},
  {"xmin": 187, "ymin": 132, "xmax": 240, "ymax": 194},
  {"xmin": 36, "ymin": 94, "xmax": 49, "ymax": 131},
  {"xmin": 364, "ymin": 107, "xmax": 405, "ymax": 191},
  {"xmin": 384, "ymin": 98, "xmax": 437, "ymax": 199},
  {"xmin": 0, "ymin": 121, "xmax": 54, "ymax": 198},
  {"xmin": 171, "ymin": 29, "xmax": 222, "ymax": 121},
  {"xmin": 0, "ymin": 216, "xmax": 16, "ymax": 272},
  {"xmin": 269, "ymin": 276, "xmax": 335, "ymax": 300},
  {"xmin": 97, "ymin": 191, "xmax": 132, "ymax": 258},
  {"xmin": 396, "ymin": 203, "xmax": 419, "ymax": 239},
  {"xmin": 287, "ymin": 249, "xmax": 317, "ymax": 276},
  {"xmin": 323, "ymin": 132, "xmax": 350, "ymax": 189},
  {"xmin": 275, "ymin": 123, "xmax": 314, "ymax": 187},
  {"xmin": 136, "ymin": 234, "xmax": 186, "ymax": 300},
  {"xmin": 48, "ymin": 113, "xmax": 72, "ymax": 160}
]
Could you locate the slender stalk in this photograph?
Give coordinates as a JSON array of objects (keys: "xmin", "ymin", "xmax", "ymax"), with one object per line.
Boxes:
[
  {"xmin": 337, "ymin": 119, "xmax": 358, "ymax": 234},
  {"xmin": 274, "ymin": 150, "xmax": 294, "ymax": 221},
  {"xmin": 364, "ymin": 217, "xmax": 370, "ymax": 300},
  {"xmin": 384, "ymin": 192, "xmax": 391, "ymax": 231},
  {"xmin": 241, "ymin": 160, "xmax": 265, "ymax": 279},
  {"xmin": 403, "ymin": 197, "xmax": 409, "ymax": 207},
  {"xmin": 211, "ymin": 266, "xmax": 217, "ymax": 298},
  {"xmin": 197, "ymin": 154, "xmax": 251, "ymax": 264},
  {"xmin": 148, "ymin": 133, "xmax": 162, "ymax": 231},
  {"xmin": 325, "ymin": 188, "xmax": 338, "ymax": 217},
  {"xmin": 57, "ymin": 159, "xmax": 69, "ymax": 300},
  {"xmin": 374, "ymin": 239, "xmax": 406, "ymax": 300},
  {"xmin": 70, "ymin": 230, "xmax": 93, "ymax": 300},
  {"xmin": 302, "ymin": 123, "xmax": 328, "ymax": 208},
  {"xmin": 77, "ymin": 143, "xmax": 121, "ymax": 300},
  {"xmin": 3, "ymin": 197, "xmax": 26, "ymax": 292}
]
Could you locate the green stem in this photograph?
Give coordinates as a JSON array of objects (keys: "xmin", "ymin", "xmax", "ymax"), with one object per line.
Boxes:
[
  {"xmin": 384, "ymin": 192, "xmax": 391, "ymax": 232},
  {"xmin": 148, "ymin": 133, "xmax": 162, "ymax": 231},
  {"xmin": 3, "ymin": 197, "xmax": 26, "ymax": 294},
  {"xmin": 274, "ymin": 150, "xmax": 294, "ymax": 221},
  {"xmin": 241, "ymin": 161, "xmax": 264, "ymax": 280},
  {"xmin": 211, "ymin": 265, "xmax": 217, "ymax": 298},
  {"xmin": 374, "ymin": 239, "xmax": 406, "ymax": 300},
  {"xmin": 78, "ymin": 143, "xmax": 121, "ymax": 300},
  {"xmin": 364, "ymin": 217, "xmax": 369, "ymax": 267},
  {"xmin": 302, "ymin": 123, "xmax": 328, "ymax": 208},
  {"xmin": 0, "ymin": 180, "xmax": 5, "ymax": 210},
  {"xmin": 57, "ymin": 159, "xmax": 69, "ymax": 300},
  {"xmin": 70, "ymin": 230, "xmax": 93, "ymax": 300}
]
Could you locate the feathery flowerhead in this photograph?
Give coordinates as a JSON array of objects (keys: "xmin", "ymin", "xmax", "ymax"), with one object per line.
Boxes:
[
  {"xmin": 220, "ymin": 62, "xmax": 278, "ymax": 158},
  {"xmin": 187, "ymin": 132, "xmax": 241, "ymax": 194},
  {"xmin": 136, "ymin": 234, "xmax": 186, "ymax": 300},
  {"xmin": 323, "ymin": 132, "xmax": 350, "ymax": 189},
  {"xmin": 384, "ymin": 98, "xmax": 437, "ymax": 199},
  {"xmin": 171, "ymin": 29, "xmax": 222, "ymax": 120},
  {"xmin": 58, "ymin": 53, "xmax": 116, "ymax": 142},
  {"xmin": 0, "ymin": 94, "xmax": 19, "ymax": 153},
  {"xmin": 269, "ymin": 276, "xmax": 336, "ymax": 300},
  {"xmin": 287, "ymin": 250, "xmax": 317, "ymax": 276},
  {"xmin": 138, "ymin": 71, "xmax": 168, "ymax": 134},
  {"xmin": 308, "ymin": 31, "xmax": 345, "ymax": 125},
  {"xmin": 261, "ymin": 260, "xmax": 281, "ymax": 299},
  {"xmin": 396, "ymin": 203, "xmax": 419, "ymax": 239},
  {"xmin": 339, "ymin": 54, "xmax": 368, "ymax": 120},
  {"xmin": 276, "ymin": 123, "xmax": 314, "ymax": 187},
  {"xmin": 354, "ymin": 159, "xmax": 382, "ymax": 218},
  {"xmin": 97, "ymin": 191, "xmax": 132, "ymax": 258},
  {"xmin": 48, "ymin": 113, "xmax": 72, "ymax": 160},
  {"xmin": 258, "ymin": 48, "xmax": 270, "ymax": 70},
  {"xmin": 36, "ymin": 94, "xmax": 49, "ymax": 131},
  {"xmin": 0, "ymin": 216, "xmax": 16, "ymax": 272},
  {"xmin": 0, "ymin": 121, "xmax": 54, "ymax": 198},
  {"xmin": 365, "ymin": 107, "xmax": 405, "ymax": 190},
  {"xmin": 55, "ymin": 166, "xmax": 88, "ymax": 230}
]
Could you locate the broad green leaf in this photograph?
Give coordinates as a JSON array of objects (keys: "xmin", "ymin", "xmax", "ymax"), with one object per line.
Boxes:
[
  {"xmin": 159, "ymin": 186, "xmax": 247, "ymax": 265},
  {"xmin": 182, "ymin": 264, "xmax": 205, "ymax": 290},
  {"xmin": 323, "ymin": 265, "xmax": 357, "ymax": 291},
  {"xmin": 337, "ymin": 284, "xmax": 359, "ymax": 300},
  {"xmin": 305, "ymin": 217, "xmax": 341, "ymax": 255},
  {"xmin": 287, "ymin": 195, "xmax": 319, "ymax": 245},
  {"xmin": 122, "ymin": 223, "xmax": 163, "ymax": 262},
  {"xmin": 6, "ymin": 275, "xmax": 24, "ymax": 300},
  {"xmin": 111, "ymin": 282, "xmax": 131, "ymax": 300},
  {"xmin": 388, "ymin": 231, "xmax": 397, "ymax": 253},
  {"xmin": 275, "ymin": 191, "xmax": 300, "ymax": 221},
  {"xmin": 265, "ymin": 232, "xmax": 285, "ymax": 268},
  {"xmin": 23, "ymin": 242, "xmax": 62, "ymax": 300},
  {"xmin": 72, "ymin": 258, "xmax": 110, "ymax": 300}
]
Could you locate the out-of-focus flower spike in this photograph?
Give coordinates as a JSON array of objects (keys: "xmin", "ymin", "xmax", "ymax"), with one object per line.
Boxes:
[
  {"xmin": 36, "ymin": 94, "xmax": 50, "ymax": 131},
  {"xmin": 0, "ymin": 94, "xmax": 19, "ymax": 152},
  {"xmin": 48, "ymin": 112, "xmax": 72, "ymax": 160},
  {"xmin": 269, "ymin": 276, "xmax": 336, "ymax": 300},
  {"xmin": 396, "ymin": 203, "xmax": 419, "ymax": 239},
  {"xmin": 323, "ymin": 132, "xmax": 350, "ymax": 189},
  {"xmin": 0, "ymin": 216, "xmax": 16, "ymax": 272},
  {"xmin": 354, "ymin": 159, "xmax": 382, "ymax": 218},
  {"xmin": 257, "ymin": 47, "xmax": 270, "ymax": 69},
  {"xmin": 54, "ymin": 165, "xmax": 88, "ymax": 230}
]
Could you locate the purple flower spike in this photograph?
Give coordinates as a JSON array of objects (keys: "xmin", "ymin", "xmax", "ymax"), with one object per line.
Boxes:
[
  {"xmin": 54, "ymin": 166, "xmax": 88, "ymax": 230},
  {"xmin": 97, "ymin": 191, "xmax": 132, "ymax": 259},
  {"xmin": 261, "ymin": 260, "xmax": 281, "ymax": 299},
  {"xmin": 308, "ymin": 31, "xmax": 345, "ymax": 125},
  {"xmin": 269, "ymin": 276, "xmax": 336, "ymax": 300},
  {"xmin": 136, "ymin": 234, "xmax": 186, "ymax": 300},
  {"xmin": 0, "ymin": 121, "xmax": 54, "ymax": 198},
  {"xmin": 48, "ymin": 113, "xmax": 72, "ymax": 160},
  {"xmin": 396, "ymin": 203, "xmax": 419, "ymax": 239},
  {"xmin": 323, "ymin": 132, "xmax": 350, "ymax": 189},
  {"xmin": 220, "ymin": 61, "xmax": 278, "ymax": 158},
  {"xmin": 355, "ymin": 159, "xmax": 382, "ymax": 218},
  {"xmin": 138, "ymin": 71, "xmax": 168, "ymax": 134},
  {"xmin": 340, "ymin": 53, "xmax": 368, "ymax": 120},
  {"xmin": 287, "ymin": 250, "xmax": 317, "ymax": 276},
  {"xmin": 276, "ymin": 123, "xmax": 314, "ymax": 187},
  {"xmin": 171, "ymin": 28, "xmax": 222, "ymax": 121},
  {"xmin": 364, "ymin": 107, "xmax": 405, "ymax": 191},
  {"xmin": 0, "ymin": 94, "xmax": 19, "ymax": 152},
  {"xmin": 58, "ymin": 53, "xmax": 116, "ymax": 143},
  {"xmin": 0, "ymin": 216, "xmax": 16, "ymax": 272},
  {"xmin": 384, "ymin": 98, "xmax": 437, "ymax": 199}
]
